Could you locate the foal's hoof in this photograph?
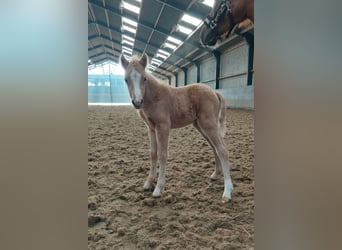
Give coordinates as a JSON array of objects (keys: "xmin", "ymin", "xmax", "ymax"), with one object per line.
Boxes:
[
  {"xmin": 222, "ymin": 196, "xmax": 231, "ymax": 203},
  {"xmin": 210, "ymin": 174, "xmax": 218, "ymax": 180},
  {"xmin": 152, "ymin": 190, "xmax": 161, "ymax": 198},
  {"xmin": 210, "ymin": 171, "xmax": 221, "ymax": 180},
  {"xmin": 152, "ymin": 193, "xmax": 161, "ymax": 198},
  {"xmin": 143, "ymin": 180, "xmax": 155, "ymax": 191}
]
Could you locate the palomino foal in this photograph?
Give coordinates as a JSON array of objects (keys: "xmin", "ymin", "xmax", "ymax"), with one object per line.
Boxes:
[{"xmin": 120, "ymin": 53, "xmax": 233, "ymax": 203}]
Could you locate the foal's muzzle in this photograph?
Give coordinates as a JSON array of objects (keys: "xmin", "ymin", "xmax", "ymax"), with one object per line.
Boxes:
[{"xmin": 132, "ymin": 99, "xmax": 143, "ymax": 109}]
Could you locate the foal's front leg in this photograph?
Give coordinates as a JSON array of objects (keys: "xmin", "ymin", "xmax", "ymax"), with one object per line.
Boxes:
[
  {"xmin": 143, "ymin": 128, "xmax": 158, "ymax": 190},
  {"xmin": 152, "ymin": 124, "xmax": 170, "ymax": 197}
]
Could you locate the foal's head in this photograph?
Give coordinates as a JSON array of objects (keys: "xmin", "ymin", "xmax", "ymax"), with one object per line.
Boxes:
[
  {"xmin": 200, "ymin": 0, "xmax": 234, "ymax": 46},
  {"xmin": 120, "ymin": 53, "xmax": 149, "ymax": 109}
]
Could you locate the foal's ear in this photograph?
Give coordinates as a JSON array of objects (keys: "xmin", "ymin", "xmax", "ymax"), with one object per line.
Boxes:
[
  {"xmin": 120, "ymin": 54, "xmax": 129, "ymax": 69},
  {"xmin": 139, "ymin": 53, "xmax": 148, "ymax": 69}
]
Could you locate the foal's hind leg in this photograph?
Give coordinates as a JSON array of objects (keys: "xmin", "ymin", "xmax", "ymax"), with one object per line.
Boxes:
[
  {"xmin": 143, "ymin": 128, "xmax": 158, "ymax": 190},
  {"xmin": 197, "ymin": 120, "xmax": 233, "ymax": 202},
  {"xmin": 193, "ymin": 122, "xmax": 222, "ymax": 180},
  {"xmin": 152, "ymin": 123, "xmax": 170, "ymax": 197}
]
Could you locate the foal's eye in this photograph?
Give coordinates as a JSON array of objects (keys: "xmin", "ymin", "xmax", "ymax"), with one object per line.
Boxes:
[
  {"xmin": 125, "ymin": 79, "xmax": 128, "ymax": 83},
  {"xmin": 143, "ymin": 77, "xmax": 147, "ymax": 82}
]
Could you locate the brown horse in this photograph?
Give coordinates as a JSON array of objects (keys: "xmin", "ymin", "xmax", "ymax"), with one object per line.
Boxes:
[
  {"xmin": 200, "ymin": 0, "xmax": 254, "ymax": 46},
  {"xmin": 120, "ymin": 53, "xmax": 233, "ymax": 203}
]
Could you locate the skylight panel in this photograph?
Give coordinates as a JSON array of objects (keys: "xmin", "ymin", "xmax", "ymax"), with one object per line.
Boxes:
[
  {"xmin": 151, "ymin": 58, "xmax": 162, "ymax": 64},
  {"xmin": 151, "ymin": 62, "xmax": 161, "ymax": 67},
  {"xmin": 122, "ymin": 39, "xmax": 134, "ymax": 47},
  {"xmin": 147, "ymin": 67, "xmax": 156, "ymax": 72},
  {"xmin": 158, "ymin": 49, "xmax": 171, "ymax": 56},
  {"xmin": 123, "ymin": 51, "xmax": 132, "ymax": 56},
  {"xmin": 156, "ymin": 53, "xmax": 168, "ymax": 60},
  {"xmin": 122, "ymin": 2, "xmax": 140, "ymax": 14},
  {"xmin": 177, "ymin": 25, "xmax": 192, "ymax": 35},
  {"xmin": 164, "ymin": 42, "xmax": 177, "ymax": 50},
  {"xmin": 166, "ymin": 36, "xmax": 182, "ymax": 45},
  {"xmin": 122, "ymin": 17, "xmax": 138, "ymax": 27},
  {"xmin": 122, "ymin": 47, "xmax": 133, "ymax": 53},
  {"xmin": 122, "ymin": 25, "xmax": 136, "ymax": 34},
  {"xmin": 122, "ymin": 34, "xmax": 135, "ymax": 42},
  {"xmin": 181, "ymin": 14, "xmax": 202, "ymax": 26},
  {"xmin": 202, "ymin": 0, "xmax": 215, "ymax": 7},
  {"xmin": 151, "ymin": 59, "xmax": 162, "ymax": 66}
]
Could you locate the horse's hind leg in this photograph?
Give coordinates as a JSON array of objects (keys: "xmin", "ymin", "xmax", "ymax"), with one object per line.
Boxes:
[
  {"xmin": 144, "ymin": 128, "xmax": 158, "ymax": 190},
  {"xmin": 194, "ymin": 122, "xmax": 222, "ymax": 180},
  {"xmin": 197, "ymin": 119, "xmax": 233, "ymax": 202}
]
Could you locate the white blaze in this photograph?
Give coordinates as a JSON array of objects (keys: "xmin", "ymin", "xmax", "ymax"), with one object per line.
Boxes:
[{"xmin": 130, "ymin": 68, "xmax": 142, "ymax": 100}]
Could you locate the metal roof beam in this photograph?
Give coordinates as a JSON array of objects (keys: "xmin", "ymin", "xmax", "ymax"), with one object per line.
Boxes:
[
  {"xmin": 151, "ymin": 71, "xmax": 169, "ymax": 79},
  {"xmin": 88, "ymin": 42, "xmax": 175, "ymax": 76},
  {"xmin": 88, "ymin": 21, "xmax": 194, "ymax": 65},
  {"xmin": 88, "ymin": 34, "xmax": 181, "ymax": 72},
  {"xmin": 153, "ymin": 0, "xmax": 205, "ymax": 20},
  {"xmin": 88, "ymin": 44, "xmax": 121, "ymax": 54},
  {"xmin": 90, "ymin": 57, "xmax": 118, "ymax": 66},
  {"xmin": 89, "ymin": 42, "xmax": 177, "ymax": 74},
  {"xmin": 88, "ymin": 0, "xmax": 211, "ymax": 53},
  {"xmin": 89, "ymin": 52, "xmax": 117, "ymax": 60}
]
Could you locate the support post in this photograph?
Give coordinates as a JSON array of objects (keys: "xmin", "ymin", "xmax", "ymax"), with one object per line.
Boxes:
[
  {"xmin": 213, "ymin": 51, "xmax": 221, "ymax": 89},
  {"xmin": 244, "ymin": 33, "xmax": 254, "ymax": 86},
  {"xmin": 167, "ymin": 76, "xmax": 171, "ymax": 86},
  {"xmin": 196, "ymin": 62, "xmax": 200, "ymax": 83},
  {"xmin": 182, "ymin": 68, "xmax": 188, "ymax": 86},
  {"xmin": 174, "ymin": 73, "xmax": 178, "ymax": 87}
]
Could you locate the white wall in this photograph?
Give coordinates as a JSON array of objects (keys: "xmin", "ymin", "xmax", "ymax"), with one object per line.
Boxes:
[
  {"xmin": 178, "ymin": 71, "xmax": 185, "ymax": 86},
  {"xmin": 170, "ymin": 41, "xmax": 254, "ymax": 109},
  {"xmin": 187, "ymin": 65, "xmax": 197, "ymax": 84},
  {"xmin": 170, "ymin": 75, "xmax": 176, "ymax": 87},
  {"xmin": 219, "ymin": 43, "xmax": 254, "ymax": 109},
  {"xmin": 200, "ymin": 57, "xmax": 216, "ymax": 89}
]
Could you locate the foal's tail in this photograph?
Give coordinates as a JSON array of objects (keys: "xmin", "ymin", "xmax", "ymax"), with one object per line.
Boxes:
[{"xmin": 216, "ymin": 92, "xmax": 226, "ymax": 138}]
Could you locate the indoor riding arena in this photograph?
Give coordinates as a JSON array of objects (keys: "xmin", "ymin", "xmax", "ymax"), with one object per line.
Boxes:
[{"xmin": 88, "ymin": 0, "xmax": 254, "ymax": 249}]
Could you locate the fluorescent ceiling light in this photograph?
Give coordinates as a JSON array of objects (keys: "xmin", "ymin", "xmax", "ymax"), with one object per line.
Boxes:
[
  {"xmin": 123, "ymin": 51, "xmax": 132, "ymax": 56},
  {"xmin": 122, "ymin": 49, "xmax": 133, "ymax": 54},
  {"xmin": 151, "ymin": 60, "xmax": 161, "ymax": 65},
  {"xmin": 122, "ymin": 17, "xmax": 138, "ymax": 27},
  {"xmin": 122, "ymin": 34, "xmax": 135, "ymax": 42},
  {"xmin": 88, "ymin": 59, "xmax": 91, "ymax": 63},
  {"xmin": 122, "ymin": 47, "xmax": 133, "ymax": 53},
  {"xmin": 122, "ymin": 39, "xmax": 134, "ymax": 47},
  {"xmin": 122, "ymin": 25, "xmax": 136, "ymax": 34},
  {"xmin": 122, "ymin": 2, "xmax": 140, "ymax": 14},
  {"xmin": 164, "ymin": 42, "xmax": 177, "ymax": 50},
  {"xmin": 202, "ymin": 0, "xmax": 215, "ymax": 7},
  {"xmin": 166, "ymin": 36, "xmax": 181, "ymax": 45},
  {"xmin": 177, "ymin": 25, "xmax": 192, "ymax": 35},
  {"xmin": 151, "ymin": 62, "xmax": 161, "ymax": 67},
  {"xmin": 181, "ymin": 14, "xmax": 202, "ymax": 26},
  {"xmin": 158, "ymin": 49, "xmax": 170, "ymax": 56},
  {"xmin": 151, "ymin": 58, "xmax": 162, "ymax": 64},
  {"xmin": 156, "ymin": 53, "xmax": 168, "ymax": 60}
]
